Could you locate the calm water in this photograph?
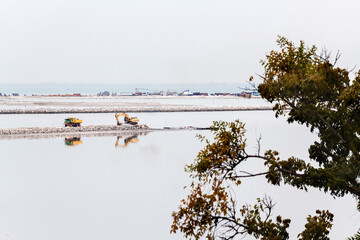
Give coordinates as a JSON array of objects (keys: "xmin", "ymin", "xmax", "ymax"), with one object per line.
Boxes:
[
  {"xmin": 0, "ymin": 111, "xmax": 358, "ymax": 239},
  {"xmin": 0, "ymin": 97, "xmax": 272, "ymax": 110}
]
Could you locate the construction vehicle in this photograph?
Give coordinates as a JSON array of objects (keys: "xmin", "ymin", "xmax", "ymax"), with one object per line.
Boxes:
[
  {"xmin": 115, "ymin": 113, "xmax": 139, "ymax": 125},
  {"xmin": 135, "ymin": 88, "xmax": 150, "ymax": 96},
  {"xmin": 115, "ymin": 135, "xmax": 139, "ymax": 148},
  {"xmin": 64, "ymin": 137, "xmax": 83, "ymax": 146},
  {"xmin": 179, "ymin": 89, "xmax": 193, "ymax": 96},
  {"xmin": 64, "ymin": 117, "xmax": 83, "ymax": 127},
  {"xmin": 135, "ymin": 88, "xmax": 163, "ymax": 96},
  {"xmin": 166, "ymin": 89, "xmax": 178, "ymax": 96}
]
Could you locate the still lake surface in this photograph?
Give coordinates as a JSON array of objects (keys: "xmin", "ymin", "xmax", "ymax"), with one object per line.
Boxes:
[
  {"xmin": 0, "ymin": 97, "xmax": 272, "ymax": 110},
  {"xmin": 0, "ymin": 110, "xmax": 358, "ymax": 239}
]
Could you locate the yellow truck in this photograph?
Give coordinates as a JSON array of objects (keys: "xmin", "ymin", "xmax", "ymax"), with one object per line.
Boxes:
[{"xmin": 64, "ymin": 117, "xmax": 83, "ymax": 127}]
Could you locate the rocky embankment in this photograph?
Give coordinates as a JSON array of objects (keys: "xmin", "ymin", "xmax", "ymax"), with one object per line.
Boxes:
[
  {"xmin": 0, "ymin": 105, "xmax": 273, "ymax": 114},
  {"xmin": 0, "ymin": 124, "xmax": 149, "ymax": 135}
]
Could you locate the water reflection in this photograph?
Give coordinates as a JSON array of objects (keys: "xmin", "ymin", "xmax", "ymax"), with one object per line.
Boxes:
[
  {"xmin": 0, "ymin": 130, "xmax": 152, "ymax": 141},
  {"xmin": 0, "ymin": 117, "xmax": 358, "ymax": 239},
  {"xmin": 64, "ymin": 137, "xmax": 83, "ymax": 146},
  {"xmin": 115, "ymin": 135, "xmax": 139, "ymax": 148}
]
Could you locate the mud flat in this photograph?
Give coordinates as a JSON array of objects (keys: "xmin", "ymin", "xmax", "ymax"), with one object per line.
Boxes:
[
  {"xmin": 0, "ymin": 124, "xmax": 149, "ymax": 135},
  {"xmin": 0, "ymin": 105, "xmax": 273, "ymax": 114}
]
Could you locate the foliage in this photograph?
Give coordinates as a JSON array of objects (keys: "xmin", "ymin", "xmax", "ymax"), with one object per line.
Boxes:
[
  {"xmin": 348, "ymin": 230, "xmax": 360, "ymax": 240},
  {"xmin": 297, "ymin": 210, "xmax": 333, "ymax": 240},
  {"xmin": 171, "ymin": 36, "xmax": 360, "ymax": 239},
  {"xmin": 171, "ymin": 121, "xmax": 333, "ymax": 239},
  {"xmin": 258, "ymin": 36, "xmax": 360, "ymax": 201}
]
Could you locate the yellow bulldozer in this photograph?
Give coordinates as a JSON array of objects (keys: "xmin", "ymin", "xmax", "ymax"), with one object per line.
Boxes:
[{"xmin": 115, "ymin": 113, "xmax": 139, "ymax": 125}]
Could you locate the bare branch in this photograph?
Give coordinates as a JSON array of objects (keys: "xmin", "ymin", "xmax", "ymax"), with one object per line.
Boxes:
[
  {"xmin": 263, "ymin": 195, "xmax": 276, "ymax": 222},
  {"xmin": 347, "ymin": 64, "xmax": 357, "ymax": 73},
  {"xmin": 333, "ymin": 50, "xmax": 341, "ymax": 66},
  {"xmin": 256, "ymin": 73, "xmax": 266, "ymax": 80},
  {"xmin": 225, "ymin": 171, "xmax": 269, "ymax": 179},
  {"xmin": 256, "ymin": 134, "xmax": 262, "ymax": 156}
]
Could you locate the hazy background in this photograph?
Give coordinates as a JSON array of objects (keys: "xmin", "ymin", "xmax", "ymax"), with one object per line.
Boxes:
[{"xmin": 1, "ymin": 0, "xmax": 360, "ymax": 85}]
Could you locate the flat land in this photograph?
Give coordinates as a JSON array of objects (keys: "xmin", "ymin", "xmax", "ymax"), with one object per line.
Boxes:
[{"xmin": 0, "ymin": 96, "xmax": 272, "ymax": 114}]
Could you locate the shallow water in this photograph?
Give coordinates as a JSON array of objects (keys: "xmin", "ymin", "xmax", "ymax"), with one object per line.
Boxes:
[
  {"xmin": 0, "ymin": 111, "xmax": 358, "ymax": 239},
  {"xmin": 0, "ymin": 97, "xmax": 271, "ymax": 110}
]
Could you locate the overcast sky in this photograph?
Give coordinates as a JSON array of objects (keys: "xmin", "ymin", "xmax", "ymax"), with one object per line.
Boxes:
[{"xmin": 1, "ymin": 0, "xmax": 360, "ymax": 84}]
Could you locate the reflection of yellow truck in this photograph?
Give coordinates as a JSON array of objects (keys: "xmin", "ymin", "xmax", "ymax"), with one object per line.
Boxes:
[
  {"xmin": 64, "ymin": 117, "xmax": 83, "ymax": 127},
  {"xmin": 115, "ymin": 113, "xmax": 139, "ymax": 125},
  {"xmin": 65, "ymin": 137, "xmax": 83, "ymax": 146}
]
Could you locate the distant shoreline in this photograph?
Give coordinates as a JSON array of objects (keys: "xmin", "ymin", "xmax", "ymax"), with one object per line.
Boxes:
[
  {"xmin": 0, "ymin": 95, "xmax": 272, "ymax": 114},
  {"xmin": 0, "ymin": 95, "xmax": 260, "ymax": 100}
]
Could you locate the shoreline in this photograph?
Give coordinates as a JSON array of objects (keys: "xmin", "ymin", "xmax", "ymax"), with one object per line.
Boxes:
[
  {"xmin": 0, "ymin": 95, "xmax": 273, "ymax": 114},
  {"xmin": 0, "ymin": 124, "xmax": 149, "ymax": 135},
  {"xmin": 0, "ymin": 124, "xmax": 210, "ymax": 136},
  {"xmin": 0, "ymin": 95, "xmax": 256, "ymax": 99},
  {"xmin": 0, "ymin": 105, "xmax": 273, "ymax": 114}
]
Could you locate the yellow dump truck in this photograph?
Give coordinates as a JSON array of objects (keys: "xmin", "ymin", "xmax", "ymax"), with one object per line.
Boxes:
[{"xmin": 64, "ymin": 117, "xmax": 83, "ymax": 127}]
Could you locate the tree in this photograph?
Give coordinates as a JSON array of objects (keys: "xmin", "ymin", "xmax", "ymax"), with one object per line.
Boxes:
[{"xmin": 171, "ymin": 36, "xmax": 360, "ymax": 239}]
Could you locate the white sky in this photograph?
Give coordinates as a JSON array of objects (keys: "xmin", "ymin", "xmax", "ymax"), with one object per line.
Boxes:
[{"xmin": 1, "ymin": 0, "xmax": 360, "ymax": 84}]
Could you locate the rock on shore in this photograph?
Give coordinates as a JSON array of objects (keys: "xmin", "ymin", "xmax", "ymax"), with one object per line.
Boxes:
[
  {"xmin": 0, "ymin": 105, "xmax": 273, "ymax": 114},
  {"xmin": 0, "ymin": 124, "xmax": 149, "ymax": 135}
]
